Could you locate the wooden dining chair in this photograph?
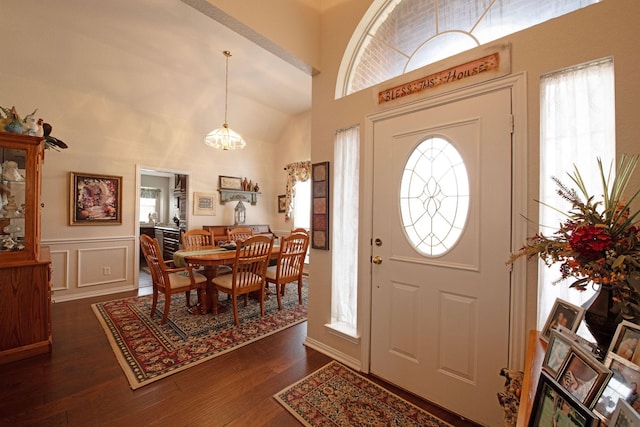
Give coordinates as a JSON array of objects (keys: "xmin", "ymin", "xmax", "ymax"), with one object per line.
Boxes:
[
  {"xmin": 227, "ymin": 227, "xmax": 253, "ymax": 243},
  {"xmin": 265, "ymin": 231, "xmax": 309, "ymax": 310},
  {"xmin": 211, "ymin": 235, "xmax": 274, "ymax": 326},
  {"xmin": 181, "ymin": 229, "xmax": 214, "ymax": 248},
  {"xmin": 140, "ymin": 234, "xmax": 207, "ymax": 324}
]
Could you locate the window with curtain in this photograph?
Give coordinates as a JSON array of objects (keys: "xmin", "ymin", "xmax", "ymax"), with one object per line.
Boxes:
[
  {"xmin": 330, "ymin": 126, "xmax": 360, "ymax": 335},
  {"xmin": 139, "ymin": 187, "xmax": 161, "ymax": 223},
  {"xmin": 293, "ymin": 180, "xmax": 311, "ymax": 231},
  {"xmin": 284, "ymin": 161, "xmax": 311, "ymax": 222},
  {"xmin": 538, "ymin": 57, "xmax": 615, "ymax": 330}
]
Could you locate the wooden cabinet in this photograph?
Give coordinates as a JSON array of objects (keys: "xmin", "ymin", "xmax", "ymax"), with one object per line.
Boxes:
[
  {"xmin": 0, "ymin": 133, "xmax": 51, "ymax": 364},
  {"xmin": 155, "ymin": 226, "xmax": 182, "ymax": 260}
]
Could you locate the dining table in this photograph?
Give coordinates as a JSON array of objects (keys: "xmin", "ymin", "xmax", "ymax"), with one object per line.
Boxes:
[{"xmin": 173, "ymin": 245, "xmax": 280, "ymax": 315}]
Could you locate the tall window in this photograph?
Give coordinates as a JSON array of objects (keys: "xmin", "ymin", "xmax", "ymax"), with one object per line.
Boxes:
[
  {"xmin": 337, "ymin": 0, "xmax": 600, "ymax": 97},
  {"xmin": 538, "ymin": 58, "xmax": 615, "ymax": 329},
  {"xmin": 331, "ymin": 126, "xmax": 360, "ymax": 334}
]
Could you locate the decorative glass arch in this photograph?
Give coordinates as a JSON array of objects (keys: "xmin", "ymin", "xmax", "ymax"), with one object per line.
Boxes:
[{"xmin": 336, "ymin": 0, "xmax": 600, "ymax": 98}]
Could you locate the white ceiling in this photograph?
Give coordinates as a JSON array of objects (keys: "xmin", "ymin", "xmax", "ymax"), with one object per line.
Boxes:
[{"xmin": 2, "ymin": 0, "xmax": 312, "ymax": 142}]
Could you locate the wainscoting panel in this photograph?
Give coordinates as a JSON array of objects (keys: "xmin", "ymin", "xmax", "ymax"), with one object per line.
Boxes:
[
  {"xmin": 78, "ymin": 246, "xmax": 129, "ymax": 287},
  {"xmin": 43, "ymin": 236, "xmax": 136, "ymax": 302},
  {"xmin": 50, "ymin": 249, "xmax": 69, "ymax": 292}
]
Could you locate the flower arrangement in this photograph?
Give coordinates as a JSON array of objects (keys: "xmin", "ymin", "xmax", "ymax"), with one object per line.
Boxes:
[{"xmin": 508, "ymin": 154, "xmax": 640, "ymax": 320}]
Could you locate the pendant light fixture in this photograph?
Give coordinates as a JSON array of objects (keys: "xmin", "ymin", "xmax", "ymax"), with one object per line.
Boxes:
[{"xmin": 205, "ymin": 50, "xmax": 246, "ymax": 150}]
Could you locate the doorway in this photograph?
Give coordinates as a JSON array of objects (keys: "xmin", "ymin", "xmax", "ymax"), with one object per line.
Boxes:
[
  {"xmin": 135, "ymin": 165, "xmax": 189, "ymax": 291},
  {"xmin": 368, "ymin": 86, "xmax": 515, "ymax": 426}
]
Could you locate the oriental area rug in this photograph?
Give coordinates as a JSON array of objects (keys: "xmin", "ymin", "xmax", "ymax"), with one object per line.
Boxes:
[
  {"xmin": 92, "ymin": 279, "xmax": 307, "ymax": 389},
  {"xmin": 274, "ymin": 361, "xmax": 454, "ymax": 427}
]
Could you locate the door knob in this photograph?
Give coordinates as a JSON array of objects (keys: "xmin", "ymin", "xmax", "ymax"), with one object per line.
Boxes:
[{"xmin": 372, "ymin": 256, "xmax": 382, "ymax": 264}]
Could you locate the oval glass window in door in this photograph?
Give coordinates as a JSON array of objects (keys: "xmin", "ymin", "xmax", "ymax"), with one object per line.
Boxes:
[{"xmin": 400, "ymin": 136, "xmax": 469, "ymax": 256}]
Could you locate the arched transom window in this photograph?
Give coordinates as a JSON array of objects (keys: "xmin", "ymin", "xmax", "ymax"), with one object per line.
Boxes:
[{"xmin": 337, "ymin": 0, "xmax": 600, "ymax": 98}]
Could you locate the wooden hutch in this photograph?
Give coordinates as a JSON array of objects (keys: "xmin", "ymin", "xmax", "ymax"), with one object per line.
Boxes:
[{"xmin": 0, "ymin": 133, "xmax": 51, "ymax": 364}]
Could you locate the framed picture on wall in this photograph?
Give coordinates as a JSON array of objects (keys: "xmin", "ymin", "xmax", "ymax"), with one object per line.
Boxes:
[
  {"xmin": 69, "ymin": 172, "xmax": 122, "ymax": 225},
  {"xmin": 218, "ymin": 175, "xmax": 243, "ymax": 191},
  {"xmin": 193, "ymin": 192, "xmax": 216, "ymax": 216},
  {"xmin": 278, "ymin": 194, "xmax": 287, "ymax": 213},
  {"xmin": 311, "ymin": 161, "xmax": 329, "ymax": 250}
]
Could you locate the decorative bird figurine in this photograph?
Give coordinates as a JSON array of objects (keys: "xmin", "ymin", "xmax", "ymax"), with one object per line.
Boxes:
[
  {"xmin": 22, "ymin": 109, "xmax": 41, "ymax": 136},
  {"xmin": 2, "ymin": 107, "xmax": 24, "ymax": 134},
  {"xmin": 42, "ymin": 122, "xmax": 68, "ymax": 150}
]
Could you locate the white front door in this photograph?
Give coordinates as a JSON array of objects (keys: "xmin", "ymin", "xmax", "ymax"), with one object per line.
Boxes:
[{"xmin": 370, "ymin": 87, "xmax": 513, "ymax": 426}]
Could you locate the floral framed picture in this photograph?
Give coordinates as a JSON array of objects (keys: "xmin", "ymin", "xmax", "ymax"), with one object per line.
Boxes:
[
  {"xmin": 529, "ymin": 371, "xmax": 600, "ymax": 427},
  {"xmin": 609, "ymin": 399, "xmax": 640, "ymax": 426},
  {"xmin": 556, "ymin": 346, "xmax": 611, "ymax": 406},
  {"xmin": 608, "ymin": 320, "xmax": 640, "ymax": 364},
  {"xmin": 193, "ymin": 192, "xmax": 216, "ymax": 216},
  {"xmin": 593, "ymin": 353, "xmax": 640, "ymax": 422},
  {"xmin": 541, "ymin": 298, "xmax": 585, "ymax": 342},
  {"xmin": 70, "ymin": 172, "xmax": 122, "ymax": 225}
]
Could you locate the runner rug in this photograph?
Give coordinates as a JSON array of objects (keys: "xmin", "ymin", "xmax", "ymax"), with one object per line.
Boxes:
[
  {"xmin": 92, "ymin": 278, "xmax": 307, "ymax": 389},
  {"xmin": 274, "ymin": 361, "xmax": 454, "ymax": 427}
]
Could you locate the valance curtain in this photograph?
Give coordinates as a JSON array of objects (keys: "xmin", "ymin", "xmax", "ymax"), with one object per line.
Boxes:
[
  {"xmin": 140, "ymin": 187, "xmax": 161, "ymax": 198},
  {"xmin": 284, "ymin": 161, "xmax": 311, "ymax": 221}
]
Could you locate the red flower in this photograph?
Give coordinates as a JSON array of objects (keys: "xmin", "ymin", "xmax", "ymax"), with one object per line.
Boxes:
[{"xmin": 568, "ymin": 224, "xmax": 612, "ymax": 260}]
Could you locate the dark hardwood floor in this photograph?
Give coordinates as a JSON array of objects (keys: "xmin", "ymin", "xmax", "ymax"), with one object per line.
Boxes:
[{"xmin": 0, "ymin": 272, "xmax": 481, "ymax": 426}]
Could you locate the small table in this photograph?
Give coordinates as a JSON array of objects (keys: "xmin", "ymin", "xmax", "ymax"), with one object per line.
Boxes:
[{"xmin": 173, "ymin": 245, "xmax": 280, "ymax": 314}]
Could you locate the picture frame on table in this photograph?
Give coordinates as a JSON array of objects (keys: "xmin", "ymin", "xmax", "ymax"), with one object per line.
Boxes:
[
  {"xmin": 278, "ymin": 194, "xmax": 287, "ymax": 213},
  {"xmin": 218, "ymin": 175, "xmax": 243, "ymax": 191},
  {"xmin": 556, "ymin": 346, "xmax": 611, "ymax": 406},
  {"xmin": 69, "ymin": 172, "xmax": 122, "ymax": 225},
  {"xmin": 543, "ymin": 329, "xmax": 574, "ymax": 378},
  {"xmin": 609, "ymin": 399, "xmax": 640, "ymax": 426},
  {"xmin": 608, "ymin": 319, "xmax": 640, "ymax": 364},
  {"xmin": 528, "ymin": 371, "xmax": 600, "ymax": 427},
  {"xmin": 593, "ymin": 353, "xmax": 640, "ymax": 422},
  {"xmin": 193, "ymin": 192, "xmax": 216, "ymax": 216},
  {"xmin": 541, "ymin": 298, "xmax": 585, "ymax": 342}
]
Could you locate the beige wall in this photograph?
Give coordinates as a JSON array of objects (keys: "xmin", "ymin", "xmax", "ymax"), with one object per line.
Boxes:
[
  {"xmin": 307, "ymin": 0, "xmax": 640, "ymax": 367},
  {"xmin": 0, "ymin": 0, "xmax": 310, "ymax": 301}
]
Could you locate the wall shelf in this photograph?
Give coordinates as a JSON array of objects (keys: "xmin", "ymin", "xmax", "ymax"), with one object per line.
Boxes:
[{"xmin": 218, "ymin": 189, "xmax": 260, "ymax": 206}]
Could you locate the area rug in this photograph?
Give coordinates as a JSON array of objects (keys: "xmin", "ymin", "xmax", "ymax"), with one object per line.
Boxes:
[
  {"xmin": 92, "ymin": 279, "xmax": 307, "ymax": 389},
  {"xmin": 274, "ymin": 361, "xmax": 454, "ymax": 427}
]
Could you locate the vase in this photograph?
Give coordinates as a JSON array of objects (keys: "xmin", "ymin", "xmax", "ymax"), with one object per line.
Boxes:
[{"xmin": 582, "ymin": 285, "xmax": 621, "ymax": 351}]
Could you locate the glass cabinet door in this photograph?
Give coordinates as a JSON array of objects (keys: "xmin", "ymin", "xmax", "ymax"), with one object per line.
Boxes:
[
  {"xmin": 0, "ymin": 147, "xmax": 27, "ymax": 253},
  {"xmin": 0, "ymin": 134, "xmax": 42, "ymax": 263}
]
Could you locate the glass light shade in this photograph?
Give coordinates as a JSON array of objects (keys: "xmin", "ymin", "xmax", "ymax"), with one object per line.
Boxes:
[{"xmin": 204, "ymin": 123, "xmax": 246, "ymax": 150}]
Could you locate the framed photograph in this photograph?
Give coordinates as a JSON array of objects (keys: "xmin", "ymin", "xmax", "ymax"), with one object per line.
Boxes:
[
  {"xmin": 311, "ymin": 161, "xmax": 329, "ymax": 250},
  {"xmin": 608, "ymin": 320, "xmax": 640, "ymax": 364},
  {"xmin": 218, "ymin": 175, "xmax": 243, "ymax": 191},
  {"xmin": 543, "ymin": 329, "xmax": 574, "ymax": 377},
  {"xmin": 193, "ymin": 192, "xmax": 216, "ymax": 216},
  {"xmin": 555, "ymin": 325, "xmax": 599, "ymax": 355},
  {"xmin": 541, "ymin": 298, "xmax": 585, "ymax": 342},
  {"xmin": 278, "ymin": 194, "xmax": 287, "ymax": 213},
  {"xmin": 609, "ymin": 399, "xmax": 640, "ymax": 426},
  {"xmin": 593, "ymin": 353, "xmax": 640, "ymax": 422},
  {"xmin": 529, "ymin": 371, "xmax": 600, "ymax": 427},
  {"xmin": 556, "ymin": 346, "xmax": 611, "ymax": 406},
  {"xmin": 70, "ymin": 172, "xmax": 122, "ymax": 225}
]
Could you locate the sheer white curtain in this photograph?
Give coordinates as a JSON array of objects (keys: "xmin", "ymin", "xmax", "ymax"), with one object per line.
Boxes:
[
  {"xmin": 538, "ymin": 58, "xmax": 615, "ymax": 329},
  {"xmin": 331, "ymin": 126, "xmax": 360, "ymax": 331}
]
